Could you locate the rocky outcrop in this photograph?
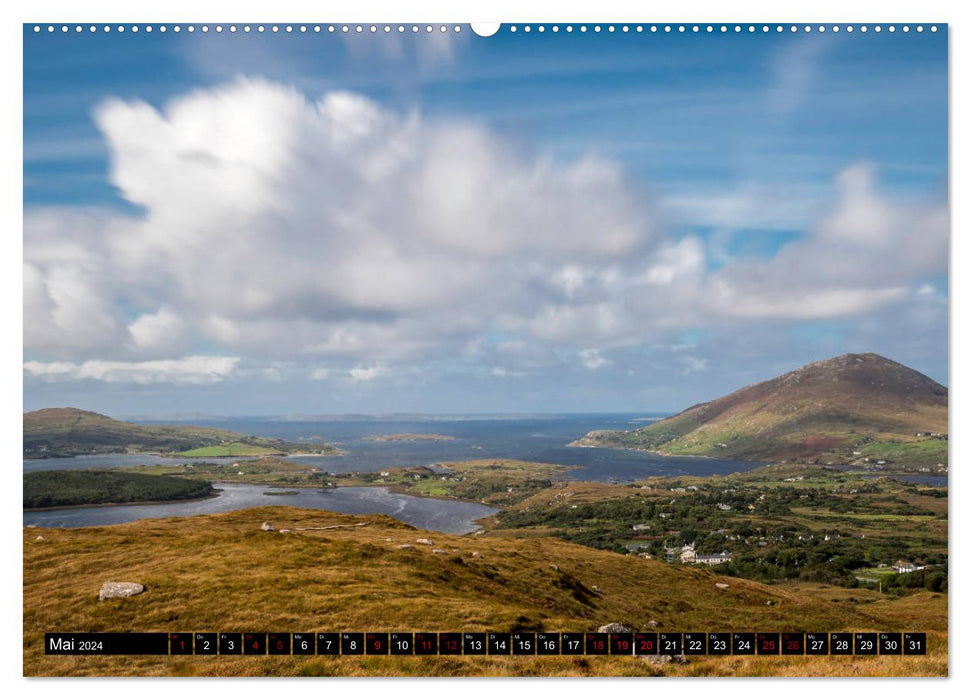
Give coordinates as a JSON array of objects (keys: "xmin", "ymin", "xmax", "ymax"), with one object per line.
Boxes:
[
  {"xmin": 641, "ymin": 654, "xmax": 688, "ymax": 665},
  {"xmin": 99, "ymin": 582, "xmax": 144, "ymax": 600},
  {"xmin": 597, "ymin": 622, "xmax": 636, "ymax": 633}
]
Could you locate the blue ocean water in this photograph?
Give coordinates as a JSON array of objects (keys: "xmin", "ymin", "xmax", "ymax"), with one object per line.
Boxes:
[
  {"xmin": 24, "ymin": 415, "xmax": 944, "ymax": 530},
  {"xmin": 25, "ymin": 414, "xmax": 762, "ymax": 481}
]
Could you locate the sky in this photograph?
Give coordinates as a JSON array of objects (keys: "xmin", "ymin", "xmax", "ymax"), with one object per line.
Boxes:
[{"xmin": 23, "ymin": 23, "xmax": 948, "ymax": 417}]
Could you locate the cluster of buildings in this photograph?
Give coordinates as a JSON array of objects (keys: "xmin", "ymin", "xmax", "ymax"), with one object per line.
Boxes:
[
  {"xmin": 660, "ymin": 543, "xmax": 733, "ymax": 566},
  {"xmin": 893, "ymin": 560, "xmax": 924, "ymax": 574}
]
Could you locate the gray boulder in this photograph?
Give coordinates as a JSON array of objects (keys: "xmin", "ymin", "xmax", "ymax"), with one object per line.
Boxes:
[
  {"xmin": 99, "ymin": 582, "xmax": 145, "ymax": 600},
  {"xmin": 641, "ymin": 654, "xmax": 688, "ymax": 665},
  {"xmin": 598, "ymin": 622, "xmax": 636, "ymax": 633},
  {"xmin": 261, "ymin": 521, "xmax": 274, "ymax": 531}
]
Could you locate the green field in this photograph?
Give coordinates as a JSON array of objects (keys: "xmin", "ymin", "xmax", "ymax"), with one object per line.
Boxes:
[{"xmin": 174, "ymin": 442, "xmax": 282, "ymax": 457}]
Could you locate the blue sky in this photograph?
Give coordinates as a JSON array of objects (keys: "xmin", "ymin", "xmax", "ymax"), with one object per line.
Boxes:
[{"xmin": 23, "ymin": 24, "xmax": 948, "ymax": 416}]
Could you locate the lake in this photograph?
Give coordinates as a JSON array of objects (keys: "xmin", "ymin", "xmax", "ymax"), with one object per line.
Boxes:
[
  {"xmin": 23, "ymin": 483, "xmax": 498, "ymax": 534},
  {"xmin": 22, "ymin": 414, "xmax": 766, "ymax": 531},
  {"xmin": 25, "ymin": 413, "xmax": 761, "ymax": 481}
]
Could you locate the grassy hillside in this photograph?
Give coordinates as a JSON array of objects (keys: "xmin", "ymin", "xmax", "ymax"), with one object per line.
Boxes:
[
  {"xmin": 23, "ymin": 407, "xmax": 341, "ymax": 459},
  {"xmin": 24, "ymin": 506, "xmax": 945, "ymax": 677},
  {"xmin": 574, "ymin": 354, "xmax": 947, "ymax": 470},
  {"xmin": 24, "ymin": 470, "xmax": 215, "ymax": 509}
]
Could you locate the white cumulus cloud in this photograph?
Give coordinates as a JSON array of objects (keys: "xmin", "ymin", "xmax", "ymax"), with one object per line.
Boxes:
[
  {"xmin": 22, "ymin": 80, "xmax": 947, "ymax": 387},
  {"xmin": 24, "ymin": 356, "xmax": 240, "ymax": 384},
  {"xmin": 348, "ymin": 364, "xmax": 386, "ymax": 382}
]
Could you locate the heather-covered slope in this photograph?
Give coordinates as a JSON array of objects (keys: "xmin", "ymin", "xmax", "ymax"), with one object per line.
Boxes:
[
  {"xmin": 24, "ymin": 407, "xmax": 340, "ymax": 458},
  {"xmin": 573, "ymin": 354, "xmax": 947, "ymax": 469}
]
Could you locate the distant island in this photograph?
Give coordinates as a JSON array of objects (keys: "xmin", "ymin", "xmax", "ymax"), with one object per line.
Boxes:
[
  {"xmin": 363, "ymin": 433, "xmax": 457, "ymax": 443},
  {"xmin": 23, "ymin": 407, "xmax": 343, "ymax": 459},
  {"xmin": 571, "ymin": 353, "xmax": 947, "ymax": 472}
]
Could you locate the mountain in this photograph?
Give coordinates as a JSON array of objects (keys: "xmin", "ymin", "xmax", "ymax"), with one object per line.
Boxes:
[
  {"xmin": 23, "ymin": 407, "xmax": 340, "ymax": 459},
  {"xmin": 573, "ymin": 354, "xmax": 948, "ymax": 469}
]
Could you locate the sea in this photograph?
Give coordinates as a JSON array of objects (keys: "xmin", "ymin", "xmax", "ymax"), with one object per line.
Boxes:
[
  {"xmin": 25, "ymin": 413, "xmax": 941, "ymax": 531},
  {"xmin": 24, "ymin": 413, "xmax": 756, "ymax": 480}
]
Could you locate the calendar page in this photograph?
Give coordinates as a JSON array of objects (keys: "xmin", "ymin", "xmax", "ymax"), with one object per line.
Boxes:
[{"xmin": 22, "ymin": 20, "xmax": 948, "ymax": 678}]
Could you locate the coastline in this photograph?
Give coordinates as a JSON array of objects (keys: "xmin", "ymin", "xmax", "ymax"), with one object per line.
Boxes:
[
  {"xmin": 25, "ymin": 447, "xmax": 348, "ymax": 462},
  {"xmin": 567, "ymin": 435, "xmax": 760, "ymax": 463},
  {"xmin": 285, "ymin": 449, "xmax": 348, "ymax": 457},
  {"xmin": 23, "ymin": 488, "xmax": 224, "ymax": 512}
]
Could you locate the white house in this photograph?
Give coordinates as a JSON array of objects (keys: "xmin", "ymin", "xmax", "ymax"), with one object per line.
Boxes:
[
  {"xmin": 694, "ymin": 551, "xmax": 733, "ymax": 566},
  {"xmin": 680, "ymin": 544, "xmax": 696, "ymax": 564}
]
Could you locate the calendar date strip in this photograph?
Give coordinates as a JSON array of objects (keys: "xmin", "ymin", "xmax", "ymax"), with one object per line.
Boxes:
[{"xmin": 45, "ymin": 631, "xmax": 927, "ymax": 656}]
